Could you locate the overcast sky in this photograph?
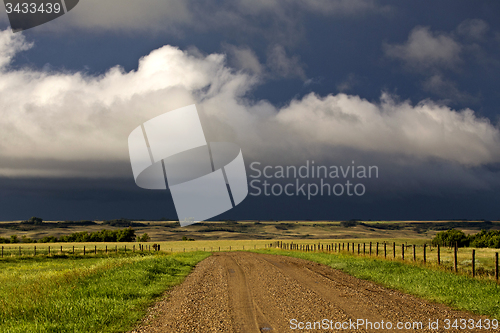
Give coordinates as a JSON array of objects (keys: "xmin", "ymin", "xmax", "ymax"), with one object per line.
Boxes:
[{"xmin": 0, "ymin": 0, "xmax": 499, "ymax": 221}]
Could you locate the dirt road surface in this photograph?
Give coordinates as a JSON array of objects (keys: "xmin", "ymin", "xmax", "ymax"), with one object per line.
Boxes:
[{"xmin": 130, "ymin": 252, "xmax": 491, "ymax": 332}]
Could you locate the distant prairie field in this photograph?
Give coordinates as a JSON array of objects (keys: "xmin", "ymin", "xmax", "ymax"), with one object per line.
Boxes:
[{"xmin": 1, "ymin": 219, "xmax": 498, "ymax": 242}]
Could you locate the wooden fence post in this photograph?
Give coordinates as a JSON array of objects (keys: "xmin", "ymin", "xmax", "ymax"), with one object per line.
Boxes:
[
  {"xmin": 495, "ymin": 253, "xmax": 498, "ymax": 283},
  {"xmin": 472, "ymin": 249, "xmax": 475, "ymax": 277},
  {"xmin": 376, "ymin": 242, "xmax": 379, "ymax": 256},
  {"xmin": 73, "ymin": 246, "xmax": 75, "ymax": 254},
  {"xmin": 352, "ymin": 243, "xmax": 354, "ymax": 254},
  {"xmin": 34, "ymin": 246, "xmax": 36, "ymax": 256},
  {"xmin": 384, "ymin": 243, "xmax": 387, "ymax": 258},
  {"xmin": 19, "ymin": 246, "xmax": 21, "ymax": 256},
  {"xmin": 357, "ymin": 243, "xmax": 360, "ymax": 255},
  {"xmin": 393, "ymin": 242, "xmax": 396, "ymax": 259},
  {"xmin": 401, "ymin": 244, "xmax": 404, "ymax": 260},
  {"xmin": 347, "ymin": 243, "xmax": 349, "ymax": 252},
  {"xmin": 369, "ymin": 242, "xmax": 372, "ymax": 256},
  {"xmin": 437, "ymin": 245, "xmax": 440, "ymax": 265},
  {"xmin": 413, "ymin": 245, "xmax": 416, "ymax": 261},
  {"xmin": 105, "ymin": 246, "xmax": 107, "ymax": 254},
  {"xmin": 1, "ymin": 246, "xmax": 3, "ymax": 258},
  {"xmin": 363, "ymin": 243, "xmax": 366, "ymax": 255},
  {"xmin": 115, "ymin": 245, "xmax": 117, "ymax": 254},
  {"xmin": 454, "ymin": 242, "xmax": 458, "ymax": 273},
  {"xmin": 83, "ymin": 246, "xmax": 85, "ymax": 255},
  {"xmin": 423, "ymin": 244, "xmax": 426, "ymax": 263},
  {"xmin": 60, "ymin": 246, "xmax": 63, "ymax": 254},
  {"xmin": 95, "ymin": 246, "xmax": 97, "ymax": 254},
  {"xmin": 48, "ymin": 246, "xmax": 50, "ymax": 255}
]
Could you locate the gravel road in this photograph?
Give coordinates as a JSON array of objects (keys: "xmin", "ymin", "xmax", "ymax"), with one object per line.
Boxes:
[{"xmin": 130, "ymin": 252, "xmax": 491, "ymax": 332}]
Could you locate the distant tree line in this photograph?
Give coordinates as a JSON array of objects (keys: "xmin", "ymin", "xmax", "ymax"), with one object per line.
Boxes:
[
  {"xmin": 21, "ymin": 216, "xmax": 44, "ymax": 225},
  {"xmin": 340, "ymin": 220, "xmax": 360, "ymax": 227},
  {"xmin": 0, "ymin": 228, "xmax": 151, "ymax": 244},
  {"xmin": 14, "ymin": 217, "xmax": 150, "ymax": 227},
  {"xmin": 432, "ymin": 229, "xmax": 500, "ymax": 248}
]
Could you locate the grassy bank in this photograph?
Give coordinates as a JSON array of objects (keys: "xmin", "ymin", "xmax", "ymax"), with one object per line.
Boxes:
[
  {"xmin": 0, "ymin": 251, "xmax": 210, "ymax": 333},
  {"xmin": 254, "ymin": 249, "xmax": 500, "ymax": 319}
]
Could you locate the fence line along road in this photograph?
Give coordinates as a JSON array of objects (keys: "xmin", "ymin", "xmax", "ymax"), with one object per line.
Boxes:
[
  {"xmin": 266, "ymin": 240, "xmax": 499, "ymax": 284},
  {"xmin": 1, "ymin": 241, "xmax": 498, "ymax": 283}
]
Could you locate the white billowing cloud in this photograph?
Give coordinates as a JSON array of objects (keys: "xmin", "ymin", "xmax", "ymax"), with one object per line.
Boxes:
[
  {"xmin": 276, "ymin": 93, "xmax": 500, "ymax": 165},
  {"xmin": 266, "ymin": 45, "xmax": 307, "ymax": 80},
  {"xmin": 457, "ymin": 19, "xmax": 489, "ymax": 40},
  {"xmin": 223, "ymin": 43, "xmax": 307, "ymax": 79},
  {"xmin": 0, "ymin": 30, "xmax": 251, "ymax": 176},
  {"xmin": 303, "ymin": 0, "xmax": 386, "ymax": 14},
  {"xmin": 53, "ymin": 0, "xmax": 193, "ymax": 33},
  {"xmin": 13, "ymin": 0, "xmax": 387, "ymax": 37},
  {"xmin": 0, "ymin": 30, "xmax": 32, "ymax": 68},
  {"xmin": 236, "ymin": 0, "xmax": 387, "ymax": 16},
  {"xmin": 0, "ymin": 29, "xmax": 499, "ymax": 179},
  {"xmin": 336, "ymin": 73, "xmax": 359, "ymax": 92},
  {"xmin": 223, "ymin": 44, "xmax": 263, "ymax": 75},
  {"xmin": 421, "ymin": 74, "xmax": 478, "ymax": 104},
  {"xmin": 385, "ymin": 20, "xmax": 496, "ymax": 102},
  {"xmin": 384, "ymin": 26, "xmax": 462, "ymax": 69}
]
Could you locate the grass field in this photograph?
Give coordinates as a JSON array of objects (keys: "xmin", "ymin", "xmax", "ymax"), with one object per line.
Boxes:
[
  {"xmin": 0, "ymin": 251, "xmax": 210, "ymax": 333},
  {"xmin": 255, "ymin": 248, "xmax": 500, "ymax": 320}
]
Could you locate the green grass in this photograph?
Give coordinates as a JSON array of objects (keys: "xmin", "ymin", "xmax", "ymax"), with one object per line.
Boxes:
[
  {"xmin": 254, "ymin": 249, "xmax": 500, "ymax": 319},
  {"xmin": 0, "ymin": 251, "xmax": 211, "ymax": 333}
]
